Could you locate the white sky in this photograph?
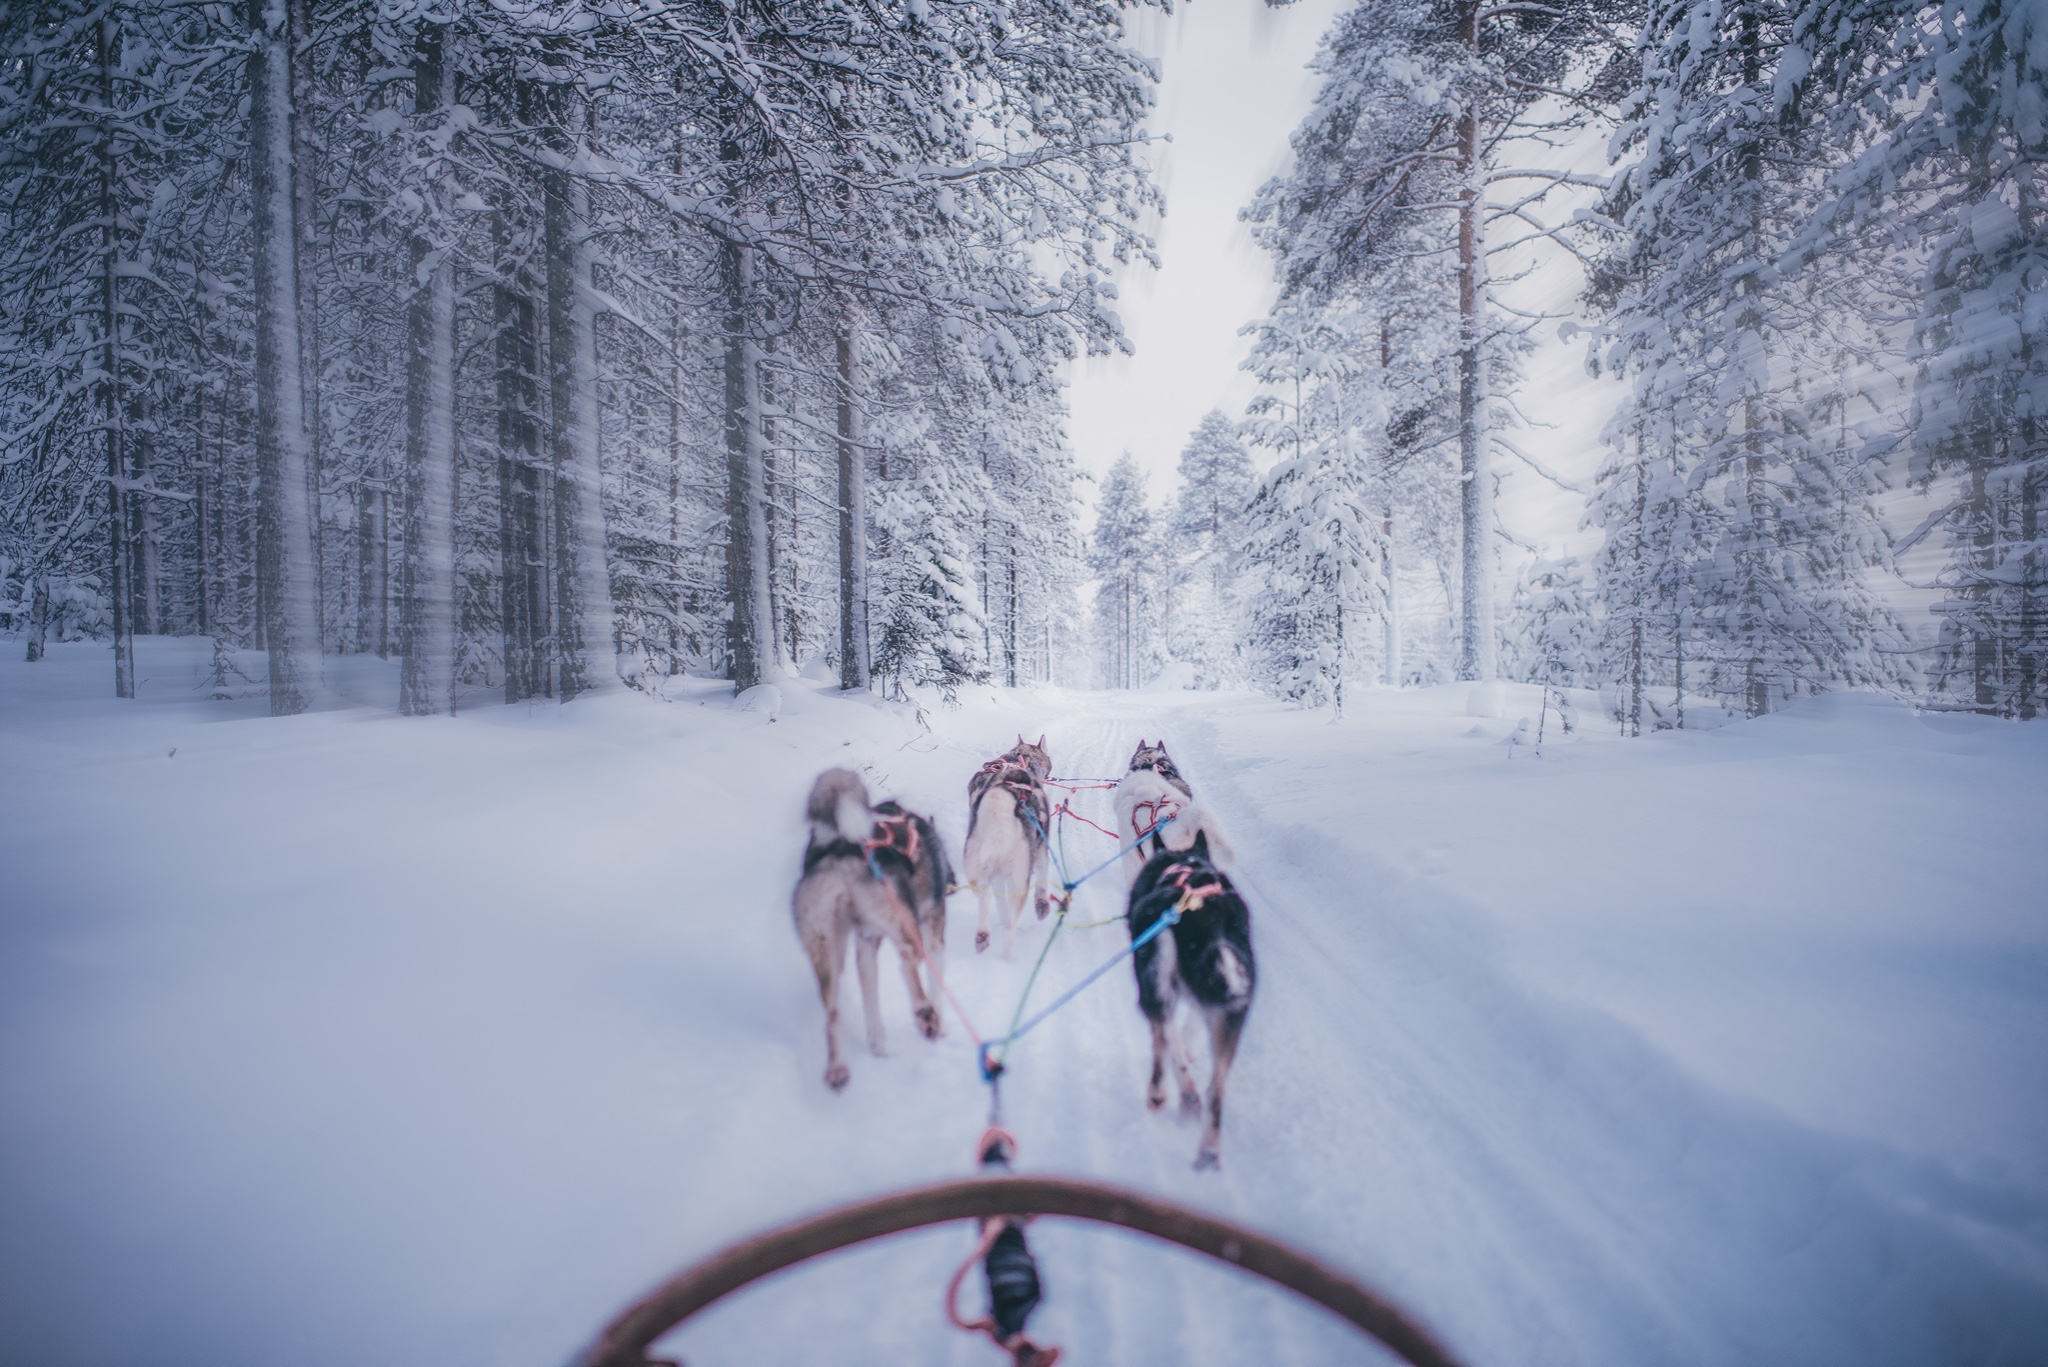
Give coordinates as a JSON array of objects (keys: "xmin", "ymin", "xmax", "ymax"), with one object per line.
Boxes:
[{"xmin": 1064, "ymin": 0, "xmax": 1347, "ymax": 500}]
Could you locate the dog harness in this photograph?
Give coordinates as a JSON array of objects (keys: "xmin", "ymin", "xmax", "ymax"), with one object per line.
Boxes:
[
  {"xmin": 1159, "ymin": 859, "xmax": 1225, "ymax": 913},
  {"xmin": 1131, "ymin": 796, "xmax": 1182, "ymax": 844},
  {"xmin": 862, "ymin": 810, "xmax": 923, "ymax": 868}
]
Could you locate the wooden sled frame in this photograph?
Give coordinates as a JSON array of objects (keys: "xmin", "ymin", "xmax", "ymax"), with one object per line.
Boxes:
[{"xmin": 574, "ymin": 1175, "xmax": 1464, "ymax": 1367}]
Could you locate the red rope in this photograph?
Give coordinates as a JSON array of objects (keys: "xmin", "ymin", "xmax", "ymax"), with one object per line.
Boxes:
[
  {"xmin": 943, "ymin": 1220, "xmax": 1003, "ymax": 1333},
  {"xmin": 938, "ymin": 976, "xmax": 986, "ymax": 1050},
  {"xmin": 1054, "ymin": 800, "xmax": 1121, "ymax": 839}
]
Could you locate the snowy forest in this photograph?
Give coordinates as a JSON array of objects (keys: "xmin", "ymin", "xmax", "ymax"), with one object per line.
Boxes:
[
  {"xmin": 1, "ymin": 0, "xmax": 2043, "ymax": 722},
  {"xmin": 3, "ymin": 6, "xmax": 2046, "ymax": 1366}
]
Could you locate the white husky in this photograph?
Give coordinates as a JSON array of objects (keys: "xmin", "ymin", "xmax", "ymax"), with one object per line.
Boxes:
[
  {"xmin": 961, "ymin": 742, "xmax": 1053, "ymax": 958},
  {"xmin": 1113, "ymin": 748, "xmax": 1234, "ymax": 886}
]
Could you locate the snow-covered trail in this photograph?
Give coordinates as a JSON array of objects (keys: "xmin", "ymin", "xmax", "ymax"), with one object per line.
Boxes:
[
  {"xmin": 672, "ymin": 704, "xmax": 1359, "ymax": 1367},
  {"xmin": 2, "ymin": 645, "xmax": 2041, "ymax": 1367}
]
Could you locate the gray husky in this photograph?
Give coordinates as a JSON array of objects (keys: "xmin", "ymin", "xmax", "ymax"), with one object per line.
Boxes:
[{"xmin": 792, "ymin": 768, "xmax": 948, "ymax": 1090}]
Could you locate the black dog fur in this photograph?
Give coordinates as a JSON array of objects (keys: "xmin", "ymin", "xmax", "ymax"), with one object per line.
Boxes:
[{"xmin": 1127, "ymin": 830, "xmax": 1255, "ymax": 1169}]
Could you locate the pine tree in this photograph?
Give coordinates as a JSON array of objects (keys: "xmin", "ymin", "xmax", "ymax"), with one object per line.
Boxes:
[
  {"xmin": 1239, "ymin": 446, "xmax": 1389, "ymax": 712},
  {"xmin": 1247, "ymin": 0, "xmax": 1628, "ymax": 683},
  {"xmin": 1591, "ymin": 0, "xmax": 1906, "ymax": 721},
  {"xmin": 1169, "ymin": 410, "xmax": 1256, "ymax": 687},
  {"xmin": 1090, "ymin": 455, "xmax": 1164, "ymax": 690},
  {"xmin": 1790, "ymin": 0, "xmax": 2048, "ymax": 716}
]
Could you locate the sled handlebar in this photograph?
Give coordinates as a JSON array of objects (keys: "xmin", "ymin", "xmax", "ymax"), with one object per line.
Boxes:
[{"xmin": 573, "ymin": 1174, "xmax": 1463, "ymax": 1367}]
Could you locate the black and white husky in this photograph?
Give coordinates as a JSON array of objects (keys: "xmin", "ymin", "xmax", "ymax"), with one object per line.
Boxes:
[
  {"xmin": 963, "ymin": 735, "xmax": 1053, "ymax": 957},
  {"xmin": 792, "ymin": 768, "xmax": 948, "ymax": 1090},
  {"xmin": 1127, "ymin": 831, "xmax": 1255, "ymax": 1170},
  {"xmin": 1113, "ymin": 738, "xmax": 1233, "ymax": 885}
]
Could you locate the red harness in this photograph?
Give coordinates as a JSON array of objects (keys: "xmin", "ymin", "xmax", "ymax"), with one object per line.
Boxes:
[
  {"xmin": 862, "ymin": 811, "xmax": 922, "ymax": 867},
  {"xmin": 1131, "ymin": 796, "xmax": 1182, "ymax": 842},
  {"xmin": 1162, "ymin": 859, "xmax": 1224, "ymax": 911}
]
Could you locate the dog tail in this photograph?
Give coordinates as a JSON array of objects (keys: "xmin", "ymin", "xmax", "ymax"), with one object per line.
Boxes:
[
  {"xmin": 1161, "ymin": 800, "xmax": 1234, "ymax": 868},
  {"xmin": 806, "ymin": 767, "xmax": 872, "ymax": 846},
  {"xmin": 1214, "ymin": 943, "xmax": 1254, "ymax": 1011}
]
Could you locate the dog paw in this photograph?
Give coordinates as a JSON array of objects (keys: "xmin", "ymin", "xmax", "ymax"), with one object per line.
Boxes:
[
  {"xmin": 1146, "ymin": 1084, "xmax": 1168, "ymax": 1110},
  {"xmin": 825, "ymin": 1063, "xmax": 850, "ymax": 1091},
  {"xmin": 916, "ymin": 1005, "xmax": 941, "ymax": 1040},
  {"xmin": 1192, "ymin": 1147, "xmax": 1220, "ymax": 1172},
  {"xmin": 1034, "ymin": 893, "xmax": 1050, "ymax": 919},
  {"xmin": 975, "ymin": 930, "xmax": 990, "ymax": 953}
]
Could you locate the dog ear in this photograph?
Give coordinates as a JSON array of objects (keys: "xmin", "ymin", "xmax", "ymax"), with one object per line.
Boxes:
[
  {"xmin": 1017, "ymin": 733, "xmax": 1026, "ymax": 746},
  {"xmin": 1191, "ymin": 829, "xmax": 1210, "ymax": 858},
  {"xmin": 1036, "ymin": 734, "xmax": 1045, "ymax": 749}
]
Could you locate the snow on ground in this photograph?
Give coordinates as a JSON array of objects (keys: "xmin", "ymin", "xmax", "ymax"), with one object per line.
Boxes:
[{"xmin": 1, "ymin": 639, "xmax": 2043, "ymax": 1367}]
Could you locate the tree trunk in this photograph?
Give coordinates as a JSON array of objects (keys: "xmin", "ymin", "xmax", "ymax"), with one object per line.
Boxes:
[
  {"xmin": 1674, "ymin": 608, "xmax": 1685, "ymax": 730},
  {"xmin": 131, "ymin": 393, "xmax": 159, "ymax": 636},
  {"xmin": 1627, "ymin": 445, "xmax": 1646, "ymax": 737},
  {"xmin": 498, "ymin": 203, "xmax": 547, "ymax": 702},
  {"xmin": 544, "ymin": 99, "xmax": 615, "ymax": 701},
  {"xmin": 1383, "ymin": 505, "xmax": 1401, "ymax": 686},
  {"xmin": 760, "ymin": 340, "xmax": 787, "ymax": 669},
  {"xmin": 720, "ymin": 223, "xmax": 775, "ymax": 692},
  {"xmin": 247, "ymin": 0, "xmax": 321, "ymax": 714},
  {"xmin": 1334, "ymin": 598, "xmax": 1345, "ymax": 719},
  {"xmin": 835, "ymin": 300, "xmax": 871, "ymax": 690},
  {"xmin": 398, "ymin": 24, "xmax": 457, "ymax": 717},
  {"xmin": 26, "ymin": 510, "xmax": 50, "ymax": 661},
  {"xmin": 1006, "ymin": 549, "xmax": 1018, "ymax": 688},
  {"xmin": 97, "ymin": 16, "xmax": 134, "ymax": 697},
  {"xmin": 291, "ymin": 0, "xmax": 324, "ymax": 653},
  {"xmin": 354, "ymin": 470, "xmax": 388, "ymax": 658},
  {"xmin": 668, "ymin": 305, "xmax": 687, "ymax": 673},
  {"xmin": 195, "ymin": 447, "xmax": 211, "ymax": 637},
  {"xmin": 1453, "ymin": 0, "xmax": 1495, "ymax": 682},
  {"xmin": 27, "ymin": 569, "xmax": 51, "ymax": 662}
]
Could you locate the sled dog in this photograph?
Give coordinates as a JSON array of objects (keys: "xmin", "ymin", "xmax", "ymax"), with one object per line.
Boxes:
[
  {"xmin": 1126, "ymin": 831, "xmax": 1255, "ymax": 1170},
  {"xmin": 1114, "ymin": 739, "xmax": 1232, "ymax": 884},
  {"xmin": 969, "ymin": 733, "xmax": 1052, "ymax": 806},
  {"xmin": 1126, "ymin": 738, "xmax": 1192, "ymax": 798},
  {"xmin": 792, "ymin": 768, "xmax": 946, "ymax": 1090},
  {"xmin": 963, "ymin": 735, "xmax": 1053, "ymax": 956}
]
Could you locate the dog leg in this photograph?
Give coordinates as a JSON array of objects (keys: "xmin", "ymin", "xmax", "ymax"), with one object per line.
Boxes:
[
  {"xmin": 893, "ymin": 932, "xmax": 941, "ymax": 1041},
  {"xmin": 1195, "ymin": 1009, "xmax": 1248, "ymax": 1171},
  {"xmin": 921, "ymin": 913, "xmax": 948, "ymax": 1008},
  {"xmin": 807, "ymin": 928, "xmax": 850, "ymax": 1091},
  {"xmin": 1149, "ymin": 946, "xmax": 1201, "ymax": 1117},
  {"xmin": 1146, "ymin": 1017, "xmax": 1172, "ymax": 1110},
  {"xmin": 855, "ymin": 933, "xmax": 886, "ymax": 1056},
  {"xmin": 1032, "ymin": 843, "xmax": 1052, "ymax": 919},
  {"xmin": 1002, "ymin": 882, "xmax": 1027, "ymax": 959},
  {"xmin": 1169, "ymin": 1010, "xmax": 1203, "ymax": 1120},
  {"xmin": 973, "ymin": 887, "xmax": 992, "ymax": 954}
]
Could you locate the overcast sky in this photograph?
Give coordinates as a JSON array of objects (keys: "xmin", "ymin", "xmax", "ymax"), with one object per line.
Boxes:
[{"xmin": 1064, "ymin": 0, "xmax": 1347, "ymax": 499}]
